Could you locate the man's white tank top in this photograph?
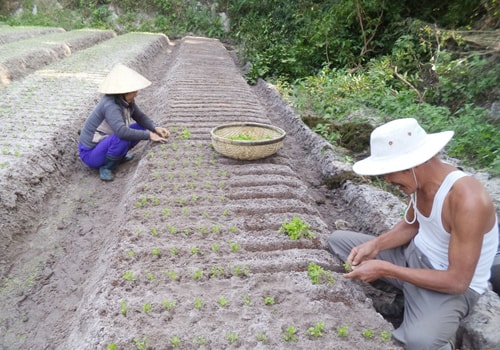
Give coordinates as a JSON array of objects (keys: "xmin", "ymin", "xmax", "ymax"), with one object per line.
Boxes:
[{"xmin": 413, "ymin": 170, "xmax": 499, "ymax": 294}]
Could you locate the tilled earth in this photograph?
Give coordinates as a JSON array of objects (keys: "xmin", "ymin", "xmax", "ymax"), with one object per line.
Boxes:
[{"xmin": 0, "ymin": 34, "xmax": 398, "ymax": 349}]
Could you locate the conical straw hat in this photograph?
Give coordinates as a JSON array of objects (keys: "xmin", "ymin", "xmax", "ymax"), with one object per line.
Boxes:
[{"xmin": 98, "ymin": 64, "xmax": 151, "ymax": 94}]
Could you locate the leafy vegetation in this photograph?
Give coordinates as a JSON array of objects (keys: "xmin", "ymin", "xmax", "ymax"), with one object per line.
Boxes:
[{"xmin": 2, "ymin": 0, "xmax": 498, "ymax": 172}]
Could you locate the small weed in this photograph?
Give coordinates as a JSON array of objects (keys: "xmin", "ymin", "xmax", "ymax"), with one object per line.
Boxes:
[
  {"xmin": 307, "ymin": 322, "xmax": 325, "ymax": 337},
  {"xmin": 283, "ymin": 326, "xmax": 298, "ymax": 342}
]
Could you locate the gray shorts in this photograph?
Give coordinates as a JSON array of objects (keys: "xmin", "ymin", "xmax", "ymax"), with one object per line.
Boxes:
[{"xmin": 328, "ymin": 230, "xmax": 480, "ymax": 350}]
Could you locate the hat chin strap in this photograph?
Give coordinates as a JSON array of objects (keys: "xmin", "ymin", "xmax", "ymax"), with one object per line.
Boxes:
[{"xmin": 404, "ymin": 168, "xmax": 418, "ymax": 225}]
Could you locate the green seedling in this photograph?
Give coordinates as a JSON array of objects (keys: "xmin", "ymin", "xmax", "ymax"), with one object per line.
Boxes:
[
  {"xmin": 192, "ymin": 269, "xmax": 203, "ymax": 280},
  {"xmin": 362, "ymin": 329, "xmax": 375, "ymax": 339},
  {"xmin": 222, "ymin": 208, "xmax": 229, "ymax": 216},
  {"xmin": 380, "ymin": 330, "xmax": 391, "ymax": 342},
  {"xmin": 226, "ymin": 332, "xmax": 239, "ymax": 344},
  {"xmin": 229, "ymin": 225, "xmax": 237, "ymax": 233},
  {"xmin": 127, "ymin": 250, "xmax": 136, "ymax": 258},
  {"xmin": 190, "ymin": 247, "xmax": 200, "ymax": 255},
  {"xmin": 162, "ymin": 207, "xmax": 171, "ymax": 217},
  {"xmin": 279, "ymin": 216, "xmax": 315, "ymax": 240},
  {"xmin": 232, "ymin": 265, "xmax": 249, "ymax": 277},
  {"xmin": 210, "ymin": 265, "xmax": 225, "ymax": 278},
  {"xmin": 162, "ymin": 299, "xmax": 176, "ymax": 311},
  {"xmin": 123, "ymin": 270, "xmax": 135, "ymax": 282},
  {"xmin": 170, "ymin": 247, "xmax": 179, "ymax": 255},
  {"xmin": 283, "ymin": 326, "xmax": 298, "ymax": 342},
  {"xmin": 211, "ymin": 242, "xmax": 221, "ymax": 253},
  {"xmin": 194, "ymin": 297, "xmax": 205, "ymax": 310},
  {"xmin": 241, "ymin": 294, "xmax": 252, "ymax": 306},
  {"xmin": 343, "ymin": 262, "xmax": 352, "ymax": 272},
  {"xmin": 166, "ymin": 270, "xmax": 179, "ymax": 280},
  {"xmin": 120, "ymin": 300, "xmax": 127, "ymax": 316},
  {"xmin": 256, "ymin": 332, "xmax": 267, "ymax": 342},
  {"xmin": 307, "ymin": 322, "xmax": 325, "ymax": 337},
  {"xmin": 307, "ymin": 262, "xmax": 335, "ymax": 285},
  {"xmin": 142, "ymin": 302, "xmax": 152, "ymax": 313},
  {"xmin": 133, "ymin": 336, "xmax": 148, "ymax": 350},
  {"xmin": 192, "ymin": 336, "xmax": 207, "ymax": 346},
  {"xmin": 107, "ymin": 344, "xmax": 117, "ymax": 350},
  {"xmin": 151, "ymin": 248, "xmax": 161, "ymax": 257},
  {"xmin": 170, "ymin": 335, "xmax": 181, "ymax": 348},
  {"xmin": 264, "ymin": 296, "xmax": 275, "ymax": 305},
  {"xmin": 218, "ymin": 296, "xmax": 229, "ymax": 307},
  {"xmin": 146, "ymin": 271, "xmax": 155, "ymax": 281},
  {"xmin": 181, "ymin": 127, "xmax": 191, "ymax": 139},
  {"xmin": 150, "ymin": 226, "xmax": 160, "ymax": 237},
  {"xmin": 211, "ymin": 224, "xmax": 222, "ymax": 234},
  {"xmin": 229, "ymin": 241, "xmax": 241, "ymax": 253},
  {"xmin": 337, "ymin": 325, "xmax": 349, "ymax": 338}
]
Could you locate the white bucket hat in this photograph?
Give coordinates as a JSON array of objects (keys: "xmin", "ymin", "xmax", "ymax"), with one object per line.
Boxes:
[
  {"xmin": 352, "ymin": 118, "xmax": 454, "ymax": 175},
  {"xmin": 98, "ymin": 63, "xmax": 151, "ymax": 94}
]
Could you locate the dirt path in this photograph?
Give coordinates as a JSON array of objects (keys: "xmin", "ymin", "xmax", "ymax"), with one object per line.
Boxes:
[{"xmin": 0, "ymin": 36, "xmax": 395, "ymax": 349}]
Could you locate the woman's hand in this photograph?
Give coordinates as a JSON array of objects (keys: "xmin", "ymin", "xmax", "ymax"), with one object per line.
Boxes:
[
  {"xmin": 149, "ymin": 131, "xmax": 168, "ymax": 143},
  {"xmin": 154, "ymin": 127, "xmax": 170, "ymax": 138}
]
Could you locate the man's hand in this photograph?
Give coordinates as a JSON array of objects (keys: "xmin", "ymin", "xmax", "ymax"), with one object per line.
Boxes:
[
  {"xmin": 344, "ymin": 259, "xmax": 390, "ymax": 282},
  {"xmin": 154, "ymin": 126, "xmax": 170, "ymax": 138},
  {"xmin": 346, "ymin": 239, "xmax": 379, "ymax": 267}
]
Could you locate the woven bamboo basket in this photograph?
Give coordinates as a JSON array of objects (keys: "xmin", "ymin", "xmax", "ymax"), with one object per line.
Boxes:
[{"xmin": 211, "ymin": 122, "xmax": 286, "ymax": 160}]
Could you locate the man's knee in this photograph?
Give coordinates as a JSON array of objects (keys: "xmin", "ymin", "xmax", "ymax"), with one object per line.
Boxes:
[{"xmin": 327, "ymin": 230, "xmax": 355, "ymax": 261}]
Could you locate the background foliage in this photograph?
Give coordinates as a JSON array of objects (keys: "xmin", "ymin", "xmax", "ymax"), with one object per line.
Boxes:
[{"xmin": 1, "ymin": 0, "xmax": 499, "ymax": 173}]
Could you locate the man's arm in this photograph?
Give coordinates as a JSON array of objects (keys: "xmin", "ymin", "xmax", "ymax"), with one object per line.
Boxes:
[{"xmin": 347, "ymin": 177, "xmax": 496, "ymax": 294}]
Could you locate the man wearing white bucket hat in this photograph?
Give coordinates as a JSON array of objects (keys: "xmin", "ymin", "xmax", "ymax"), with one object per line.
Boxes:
[
  {"xmin": 78, "ymin": 63, "xmax": 170, "ymax": 181},
  {"xmin": 328, "ymin": 118, "xmax": 498, "ymax": 349}
]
